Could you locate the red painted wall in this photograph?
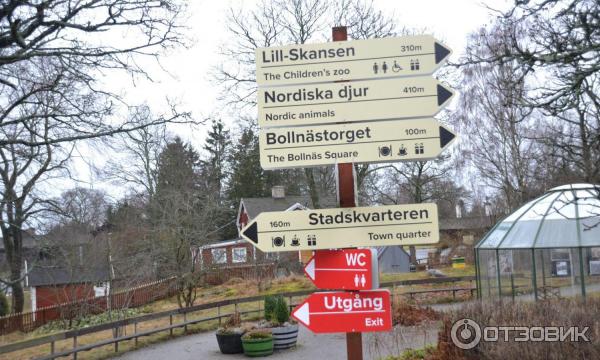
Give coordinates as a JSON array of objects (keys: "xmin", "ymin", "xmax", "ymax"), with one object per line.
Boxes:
[
  {"xmin": 35, "ymin": 284, "xmax": 95, "ymax": 308},
  {"xmin": 238, "ymin": 206, "xmax": 249, "ymax": 231}
]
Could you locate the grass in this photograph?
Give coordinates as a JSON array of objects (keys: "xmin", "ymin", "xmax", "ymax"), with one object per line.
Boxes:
[
  {"xmin": 382, "ymin": 345, "xmax": 436, "ymax": 360},
  {"xmin": 4, "ymin": 301, "xmax": 263, "ymax": 360},
  {"xmin": 380, "ymin": 265, "xmax": 476, "ymax": 283}
]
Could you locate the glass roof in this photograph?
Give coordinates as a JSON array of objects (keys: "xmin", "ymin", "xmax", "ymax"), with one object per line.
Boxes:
[{"xmin": 476, "ymin": 184, "xmax": 600, "ymax": 249}]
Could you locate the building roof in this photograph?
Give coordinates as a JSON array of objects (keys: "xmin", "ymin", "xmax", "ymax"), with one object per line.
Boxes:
[
  {"xmin": 375, "ymin": 246, "xmax": 409, "ymax": 260},
  {"xmin": 0, "ymin": 230, "xmax": 38, "ymax": 251},
  {"xmin": 241, "ymin": 195, "xmax": 337, "ymax": 219},
  {"xmin": 27, "ymin": 266, "xmax": 109, "ymax": 287},
  {"xmin": 476, "ymin": 183, "xmax": 600, "ymax": 249},
  {"xmin": 200, "ymin": 239, "xmax": 245, "ymax": 249}
]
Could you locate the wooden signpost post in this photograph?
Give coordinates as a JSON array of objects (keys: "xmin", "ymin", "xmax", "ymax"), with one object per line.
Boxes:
[{"xmin": 246, "ymin": 26, "xmax": 456, "ymax": 360}]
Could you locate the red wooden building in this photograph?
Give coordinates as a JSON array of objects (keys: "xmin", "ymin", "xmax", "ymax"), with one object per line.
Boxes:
[
  {"xmin": 195, "ymin": 186, "xmax": 337, "ymax": 283},
  {"xmin": 27, "ymin": 266, "xmax": 109, "ymax": 310}
]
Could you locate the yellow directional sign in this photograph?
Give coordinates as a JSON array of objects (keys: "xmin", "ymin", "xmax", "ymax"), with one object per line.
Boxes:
[
  {"xmin": 256, "ymin": 35, "xmax": 451, "ymax": 86},
  {"xmin": 258, "ymin": 77, "xmax": 454, "ymax": 128},
  {"xmin": 259, "ymin": 119, "xmax": 456, "ymax": 169},
  {"xmin": 240, "ymin": 204, "xmax": 439, "ymax": 253}
]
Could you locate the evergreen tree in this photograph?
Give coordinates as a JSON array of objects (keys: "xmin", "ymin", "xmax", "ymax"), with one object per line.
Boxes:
[
  {"xmin": 202, "ymin": 119, "xmax": 231, "ymax": 205},
  {"xmin": 156, "ymin": 137, "xmax": 200, "ymax": 195},
  {"xmin": 151, "ymin": 137, "xmax": 211, "ymax": 307},
  {"xmin": 228, "ymin": 127, "xmax": 268, "ymax": 202},
  {"xmin": 227, "ymin": 127, "xmax": 304, "ymax": 204},
  {"xmin": 202, "ymin": 120, "xmax": 236, "ymax": 239}
]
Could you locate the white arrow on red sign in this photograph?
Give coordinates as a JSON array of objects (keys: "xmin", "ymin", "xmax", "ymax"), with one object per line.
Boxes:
[
  {"xmin": 291, "ymin": 290, "xmax": 392, "ymax": 333},
  {"xmin": 304, "ymin": 249, "xmax": 379, "ymax": 290}
]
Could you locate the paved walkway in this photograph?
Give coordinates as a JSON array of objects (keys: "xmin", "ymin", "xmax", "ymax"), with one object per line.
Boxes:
[{"xmin": 112, "ymin": 324, "xmax": 438, "ymax": 360}]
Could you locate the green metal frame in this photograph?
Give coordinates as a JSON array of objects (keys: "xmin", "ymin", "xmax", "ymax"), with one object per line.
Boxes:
[
  {"xmin": 510, "ymin": 268, "xmax": 515, "ymax": 301},
  {"xmin": 475, "ymin": 248, "xmax": 481, "ymax": 299},
  {"xmin": 532, "ymin": 248, "xmax": 538, "ymax": 301},
  {"xmin": 571, "ymin": 189, "xmax": 587, "ymax": 299},
  {"xmin": 495, "ymin": 249, "xmax": 502, "ymax": 298}
]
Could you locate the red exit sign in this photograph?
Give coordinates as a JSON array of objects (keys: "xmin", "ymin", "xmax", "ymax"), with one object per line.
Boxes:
[{"xmin": 292, "ymin": 290, "xmax": 392, "ymax": 333}]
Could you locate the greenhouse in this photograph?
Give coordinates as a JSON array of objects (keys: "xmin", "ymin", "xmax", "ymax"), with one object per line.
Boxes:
[{"xmin": 475, "ymin": 184, "xmax": 600, "ymax": 300}]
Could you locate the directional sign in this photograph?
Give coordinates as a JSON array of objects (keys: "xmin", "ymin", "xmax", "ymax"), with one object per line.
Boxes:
[
  {"xmin": 240, "ymin": 203, "xmax": 439, "ymax": 253},
  {"xmin": 256, "ymin": 35, "xmax": 451, "ymax": 86},
  {"xmin": 258, "ymin": 77, "xmax": 454, "ymax": 128},
  {"xmin": 259, "ymin": 118, "xmax": 456, "ymax": 169},
  {"xmin": 304, "ymin": 249, "xmax": 379, "ymax": 290},
  {"xmin": 291, "ymin": 290, "xmax": 392, "ymax": 333}
]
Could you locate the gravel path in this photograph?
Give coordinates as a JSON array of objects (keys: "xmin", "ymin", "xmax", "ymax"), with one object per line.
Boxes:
[{"xmin": 112, "ymin": 324, "xmax": 438, "ymax": 360}]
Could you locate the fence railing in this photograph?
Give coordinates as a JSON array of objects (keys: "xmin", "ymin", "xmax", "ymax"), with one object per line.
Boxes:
[
  {"xmin": 0, "ymin": 264, "xmax": 280, "ymax": 336},
  {"xmin": 0, "ymin": 277, "xmax": 179, "ymax": 335},
  {"xmin": 0, "ymin": 275, "xmax": 475, "ymax": 359}
]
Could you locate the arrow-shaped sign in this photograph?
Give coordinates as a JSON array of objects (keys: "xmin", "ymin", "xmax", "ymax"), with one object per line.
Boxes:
[
  {"xmin": 291, "ymin": 290, "xmax": 392, "ymax": 333},
  {"xmin": 259, "ymin": 118, "xmax": 457, "ymax": 169},
  {"xmin": 258, "ymin": 77, "xmax": 454, "ymax": 128},
  {"xmin": 256, "ymin": 35, "xmax": 451, "ymax": 86},
  {"xmin": 240, "ymin": 203, "xmax": 439, "ymax": 252},
  {"xmin": 304, "ymin": 249, "xmax": 379, "ymax": 290}
]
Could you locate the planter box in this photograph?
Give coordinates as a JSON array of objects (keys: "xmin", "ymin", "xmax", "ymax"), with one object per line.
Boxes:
[
  {"xmin": 271, "ymin": 324, "xmax": 298, "ymax": 350},
  {"xmin": 242, "ymin": 337, "xmax": 274, "ymax": 357},
  {"xmin": 216, "ymin": 332, "xmax": 244, "ymax": 354}
]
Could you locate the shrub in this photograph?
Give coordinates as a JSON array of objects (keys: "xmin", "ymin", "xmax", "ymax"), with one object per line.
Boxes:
[
  {"xmin": 217, "ymin": 327, "xmax": 244, "ymax": 335},
  {"xmin": 433, "ymin": 298, "xmax": 600, "ymax": 360},
  {"xmin": 224, "ymin": 311, "xmax": 241, "ymax": 328},
  {"xmin": 242, "ymin": 330, "xmax": 272, "ymax": 340},
  {"xmin": 0, "ymin": 292, "xmax": 9, "ymax": 316},
  {"xmin": 392, "ymin": 299, "xmax": 439, "ymax": 326},
  {"xmin": 273, "ymin": 296, "xmax": 290, "ymax": 325},
  {"xmin": 264, "ymin": 295, "xmax": 277, "ymax": 321}
]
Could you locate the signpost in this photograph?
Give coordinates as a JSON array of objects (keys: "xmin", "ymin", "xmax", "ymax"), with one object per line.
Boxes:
[
  {"xmin": 291, "ymin": 290, "xmax": 393, "ymax": 333},
  {"xmin": 258, "ymin": 77, "xmax": 454, "ymax": 127},
  {"xmin": 256, "ymin": 35, "xmax": 451, "ymax": 86},
  {"xmin": 304, "ymin": 249, "xmax": 379, "ymax": 290},
  {"xmin": 259, "ymin": 118, "xmax": 456, "ymax": 169},
  {"xmin": 240, "ymin": 203, "xmax": 439, "ymax": 252},
  {"xmin": 252, "ymin": 27, "xmax": 455, "ymax": 360}
]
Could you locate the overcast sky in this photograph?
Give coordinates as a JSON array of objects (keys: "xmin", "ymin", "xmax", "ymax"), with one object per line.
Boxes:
[
  {"xmin": 74, "ymin": 0, "xmax": 509, "ymax": 199},
  {"xmin": 124, "ymin": 0, "xmax": 507, "ymax": 140}
]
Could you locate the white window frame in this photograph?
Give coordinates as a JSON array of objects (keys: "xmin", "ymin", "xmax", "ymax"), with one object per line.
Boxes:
[
  {"xmin": 232, "ymin": 247, "xmax": 247, "ymax": 263},
  {"xmin": 211, "ymin": 248, "xmax": 227, "ymax": 264}
]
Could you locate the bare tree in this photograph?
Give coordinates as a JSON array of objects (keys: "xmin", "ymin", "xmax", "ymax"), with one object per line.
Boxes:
[
  {"xmin": 364, "ymin": 157, "xmax": 457, "ymax": 263},
  {"xmin": 151, "ymin": 189, "xmax": 217, "ymax": 308},
  {"xmin": 104, "ymin": 105, "xmax": 169, "ymax": 198},
  {"xmin": 0, "ymin": 0, "xmax": 190, "ymax": 313},
  {"xmin": 0, "ymin": 0, "xmax": 191, "ymax": 147},
  {"xmin": 52, "ymin": 187, "xmax": 109, "ymax": 228},
  {"xmin": 454, "ymin": 22, "xmax": 541, "ymax": 210},
  {"xmin": 463, "ymin": 0, "xmax": 600, "ymax": 183}
]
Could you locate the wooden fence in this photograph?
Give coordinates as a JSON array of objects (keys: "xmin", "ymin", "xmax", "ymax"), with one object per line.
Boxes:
[
  {"xmin": 0, "ymin": 276, "xmax": 476, "ymax": 359},
  {"xmin": 0, "ymin": 264, "xmax": 281, "ymax": 336},
  {"xmin": 0, "ymin": 277, "xmax": 179, "ymax": 335}
]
